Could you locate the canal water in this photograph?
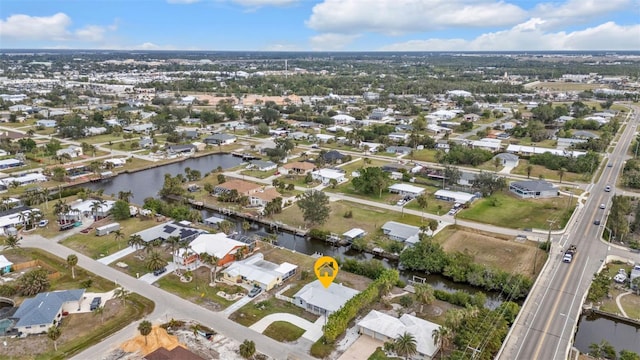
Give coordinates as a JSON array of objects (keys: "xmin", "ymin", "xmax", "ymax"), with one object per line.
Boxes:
[
  {"xmin": 83, "ymin": 153, "xmax": 507, "ymax": 307},
  {"xmin": 574, "ymin": 313, "xmax": 640, "ymax": 355}
]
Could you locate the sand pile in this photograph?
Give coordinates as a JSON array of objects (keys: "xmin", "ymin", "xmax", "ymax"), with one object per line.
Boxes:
[{"xmin": 121, "ymin": 326, "xmax": 184, "ymax": 355}]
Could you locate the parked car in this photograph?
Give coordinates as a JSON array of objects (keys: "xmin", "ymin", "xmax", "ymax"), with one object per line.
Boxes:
[
  {"xmin": 153, "ymin": 267, "xmax": 167, "ymax": 276},
  {"xmin": 90, "ymin": 297, "xmax": 102, "ymax": 311},
  {"xmin": 396, "ymin": 199, "xmax": 406, "ymax": 206},
  {"xmin": 248, "ymin": 286, "xmax": 262, "ymax": 298},
  {"xmin": 38, "ymin": 220, "xmax": 49, "ymax": 227},
  {"xmin": 614, "ymin": 273, "xmax": 627, "ymax": 283}
]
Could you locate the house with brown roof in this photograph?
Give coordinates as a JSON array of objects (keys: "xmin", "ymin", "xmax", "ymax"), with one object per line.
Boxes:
[
  {"xmin": 213, "ymin": 179, "xmax": 262, "ymax": 196},
  {"xmin": 144, "ymin": 346, "xmax": 205, "ymax": 360},
  {"xmin": 281, "ymin": 161, "xmax": 315, "ymax": 175}
]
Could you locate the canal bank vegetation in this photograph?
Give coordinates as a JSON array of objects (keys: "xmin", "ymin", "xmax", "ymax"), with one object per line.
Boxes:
[
  {"xmin": 587, "ymin": 261, "xmax": 639, "ymax": 318},
  {"xmin": 0, "ymin": 249, "xmax": 154, "ymax": 360}
]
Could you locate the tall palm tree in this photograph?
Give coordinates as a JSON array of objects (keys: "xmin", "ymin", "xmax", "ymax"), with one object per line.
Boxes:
[
  {"xmin": 128, "ymin": 234, "xmax": 144, "ymax": 250},
  {"xmin": 414, "ymin": 283, "xmax": 435, "ymax": 313},
  {"xmin": 432, "ymin": 326, "xmax": 453, "ymax": 358},
  {"xmin": 47, "ymin": 325, "xmax": 62, "ymax": 351},
  {"xmin": 117, "ymin": 191, "xmax": 133, "ymax": 203},
  {"xmin": 416, "ymin": 194, "xmax": 428, "ymax": 223},
  {"xmin": 557, "ymin": 167, "xmax": 566, "ymax": 183},
  {"xmin": 91, "ymin": 199, "xmax": 107, "ymax": 219},
  {"xmin": 138, "ymin": 320, "xmax": 152, "ymax": 345},
  {"xmin": 3, "ymin": 234, "xmax": 21, "ymax": 250},
  {"xmin": 112, "ymin": 229, "xmax": 125, "ymax": 249},
  {"xmin": 146, "ymin": 251, "xmax": 166, "ymax": 272},
  {"xmin": 67, "ymin": 254, "xmax": 78, "ymax": 279},
  {"xmin": 166, "ymin": 236, "xmax": 181, "ymax": 257},
  {"xmin": 199, "ymin": 252, "xmax": 220, "ymax": 285},
  {"xmin": 394, "ymin": 332, "xmax": 417, "ymax": 360}
]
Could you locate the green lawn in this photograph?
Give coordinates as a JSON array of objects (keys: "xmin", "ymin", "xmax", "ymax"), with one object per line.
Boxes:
[
  {"xmin": 508, "ymin": 137, "xmax": 556, "ymax": 148},
  {"xmin": 111, "ymin": 249, "xmax": 173, "ymax": 279},
  {"xmin": 156, "ymin": 273, "xmax": 244, "ymax": 309},
  {"xmin": 457, "ymin": 191, "xmax": 576, "ymax": 230},
  {"xmin": 240, "ymin": 169, "xmax": 276, "ymax": 179},
  {"xmin": 338, "ymin": 158, "xmax": 390, "ymax": 175},
  {"xmin": 511, "ymin": 159, "xmax": 587, "ymax": 183},
  {"xmin": 81, "ymin": 133, "xmax": 128, "ymax": 145},
  {"xmin": 263, "ymin": 321, "xmax": 306, "ymax": 342},
  {"xmin": 230, "ymin": 298, "xmax": 319, "ymax": 327},
  {"xmin": 411, "ymin": 149, "xmax": 439, "ymax": 163}
]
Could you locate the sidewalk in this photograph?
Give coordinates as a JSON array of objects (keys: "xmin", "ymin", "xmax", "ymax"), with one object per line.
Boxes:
[
  {"xmin": 97, "ymin": 246, "xmax": 137, "ymax": 265},
  {"xmin": 222, "ymin": 295, "xmax": 253, "ymax": 317}
]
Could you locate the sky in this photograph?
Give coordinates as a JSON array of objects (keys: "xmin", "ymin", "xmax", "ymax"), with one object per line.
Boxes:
[{"xmin": 1, "ymin": 0, "xmax": 639, "ymax": 51}]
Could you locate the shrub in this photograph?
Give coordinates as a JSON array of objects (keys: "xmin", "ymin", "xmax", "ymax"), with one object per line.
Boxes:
[
  {"xmin": 343, "ymin": 210, "xmax": 353, "ymax": 218},
  {"xmin": 399, "ymin": 295, "xmax": 413, "ymax": 308}
]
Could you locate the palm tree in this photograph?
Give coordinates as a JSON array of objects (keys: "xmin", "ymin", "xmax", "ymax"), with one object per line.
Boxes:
[
  {"xmin": 90, "ymin": 199, "xmax": 107, "ymax": 219},
  {"xmin": 190, "ymin": 324, "xmax": 200, "ymax": 339},
  {"xmin": 414, "ymin": 283, "xmax": 435, "ymax": 313},
  {"xmin": 117, "ymin": 191, "xmax": 133, "ymax": 203},
  {"xmin": 526, "ymin": 164, "xmax": 534, "ymax": 179},
  {"xmin": 112, "ymin": 229, "xmax": 125, "ymax": 249},
  {"xmin": 432, "ymin": 326, "xmax": 453, "ymax": 358},
  {"xmin": 416, "ymin": 194, "xmax": 428, "ymax": 223},
  {"xmin": 114, "ymin": 287, "xmax": 130, "ymax": 305},
  {"xmin": 146, "ymin": 251, "xmax": 167, "ymax": 272},
  {"xmin": 217, "ymin": 220, "xmax": 233, "ymax": 235},
  {"xmin": 138, "ymin": 320, "xmax": 152, "ymax": 345},
  {"xmin": 557, "ymin": 167, "xmax": 566, "ymax": 183},
  {"xmin": 3, "ymin": 234, "xmax": 21, "ymax": 250},
  {"xmin": 67, "ymin": 254, "xmax": 78, "ymax": 279},
  {"xmin": 47, "ymin": 325, "xmax": 61, "ymax": 351},
  {"xmin": 128, "ymin": 234, "xmax": 144, "ymax": 250},
  {"xmin": 199, "ymin": 252, "xmax": 220, "ymax": 285},
  {"xmin": 394, "ymin": 332, "xmax": 417, "ymax": 360},
  {"xmin": 94, "ymin": 305, "xmax": 105, "ymax": 324},
  {"xmin": 242, "ymin": 221, "xmax": 251, "ymax": 234},
  {"xmin": 239, "ymin": 339, "xmax": 256, "ymax": 359},
  {"xmin": 166, "ymin": 236, "xmax": 181, "ymax": 257}
]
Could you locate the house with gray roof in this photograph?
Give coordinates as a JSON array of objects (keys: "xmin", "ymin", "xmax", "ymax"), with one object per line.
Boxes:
[
  {"xmin": 382, "ymin": 221, "xmax": 421, "ymax": 245},
  {"xmin": 493, "ymin": 153, "xmax": 520, "ymax": 168},
  {"xmin": 386, "ymin": 146, "xmax": 413, "ymax": 155},
  {"xmin": 509, "ymin": 180, "xmax": 558, "ymax": 199},
  {"xmin": 249, "ymin": 160, "xmax": 277, "ymax": 172},
  {"xmin": 134, "ymin": 221, "xmax": 207, "ymax": 244},
  {"xmin": 35, "ymin": 119, "xmax": 57, "ymax": 128},
  {"xmin": 204, "ymin": 133, "xmax": 237, "ymax": 145},
  {"xmin": 166, "ymin": 144, "xmax": 196, "ymax": 155},
  {"xmin": 572, "ymin": 130, "xmax": 599, "ymax": 139},
  {"xmin": 293, "ymin": 280, "xmax": 359, "ymax": 316},
  {"xmin": 13, "ymin": 289, "xmax": 85, "ymax": 335}
]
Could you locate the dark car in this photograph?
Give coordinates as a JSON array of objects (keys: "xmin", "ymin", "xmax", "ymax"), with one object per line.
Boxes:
[
  {"xmin": 607, "ymin": 163, "xmax": 613, "ymax": 168},
  {"xmin": 90, "ymin": 297, "xmax": 102, "ymax": 311},
  {"xmin": 153, "ymin": 267, "xmax": 167, "ymax": 276},
  {"xmin": 594, "ymin": 219, "xmax": 601, "ymax": 225},
  {"xmin": 248, "ymin": 286, "xmax": 262, "ymax": 298}
]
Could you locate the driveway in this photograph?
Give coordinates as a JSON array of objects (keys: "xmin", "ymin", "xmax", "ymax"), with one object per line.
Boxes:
[
  {"xmin": 138, "ymin": 262, "xmax": 178, "ymax": 284},
  {"xmin": 222, "ymin": 294, "xmax": 253, "ymax": 317},
  {"xmin": 72, "ymin": 289, "xmax": 116, "ymax": 314},
  {"xmin": 337, "ymin": 335, "xmax": 383, "ymax": 360},
  {"xmin": 97, "ymin": 245, "xmax": 137, "ymax": 265},
  {"xmin": 249, "ymin": 313, "xmax": 324, "ymax": 342}
]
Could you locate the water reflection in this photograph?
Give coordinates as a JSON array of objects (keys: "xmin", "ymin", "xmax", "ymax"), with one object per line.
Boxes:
[{"xmin": 574, "ymin": 313, "xmax": 640, "ymax": 354}]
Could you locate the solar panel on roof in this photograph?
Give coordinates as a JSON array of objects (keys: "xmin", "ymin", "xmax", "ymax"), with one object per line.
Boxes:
[{"xmin": 163, "ymin": 225, "xmax": 176, "ymax": 233}]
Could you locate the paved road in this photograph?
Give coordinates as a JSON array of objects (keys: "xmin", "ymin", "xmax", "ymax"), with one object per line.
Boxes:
[
  {"xmin": 498, "ymin": 105, "xmax": 640, "ymax": 360},
  {"xmin": 19, "ymin": 235, "xmax": 313, "ymax": 360}
]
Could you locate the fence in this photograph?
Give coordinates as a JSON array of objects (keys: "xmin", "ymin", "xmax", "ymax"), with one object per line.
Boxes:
[
  {"xmin": 275, "ymin": 284, "xmax": 293, "ymax": 303},
  {"xmin": 11, "ymin": 260, "xmax": 61, "ymax": 280}
]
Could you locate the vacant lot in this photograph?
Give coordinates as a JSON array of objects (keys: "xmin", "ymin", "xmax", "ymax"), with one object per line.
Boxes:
[
  {"xmin": 263, "ymin": 321, "xmax": 306, "ymax": 342},
  {"xmin": 457, "ymin": 191, "xmax": 576, "ymax": 230},
  {"xmin": 529, "ymin": 82, "xmax": 610, "ymax": 91},
  {"xmin": 511, "ymin": 159, "xmax": 585, "ymax": 183},
  {"xmin": 434, "ymin": 227, "xmax": 546, "ymax": 276}
]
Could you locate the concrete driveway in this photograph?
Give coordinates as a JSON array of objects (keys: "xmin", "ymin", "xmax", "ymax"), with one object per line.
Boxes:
[
  {"xmin": 250, "ymin": 313, "xmax": 324, "ymax": 342},
  {"xmin": 337, "ymin": 335, "xmax": 383, "ymax": 360},
  {"xmin": 72, "ymin": 289, "xmax": 116, "ymax": 314}
]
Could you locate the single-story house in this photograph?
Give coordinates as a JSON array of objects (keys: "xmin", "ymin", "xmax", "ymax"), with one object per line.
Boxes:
[
  {"xmin": 464, "ymin": 113, "xmax": 480, "ymax": 122},
  {"xmin": 457, "ymin": 171, "xmax": 477, "ymax": 187},
  {"xmin": 204, "ymin": 133, "xmax": 237, "ymax": 145},
  {"xmin": 222, "ymin": 253, "xmax": 297, "ymax": 291},
  {"xmin": 139, "ymin": 137, "xmax": 154, "ymax": 148},
  {"xmin": 35, "ymin": 119, "xmax": 57, "ymax": 128},
  {"xmin": 359, "ymin": 142, "xmax": 383, "ymax": 153},
  {"xmin": 381, "ymin": 221, "xmax": 421, "ymax": 244},
  {"xmin": 249, "ymin": 160, "xmax": 277, "ymax": 172},
  {"xmin": 435, "ymin": 140, "xmax": 450, "ymax": 152},
  {"xmin": 281, "ymin": 161, "xmax": 315, "ymax": 175},
  {"xmin": 0, "ymin": 173, "xmax": 47, "ymax": 188},
  {"xmin": 0, "ymin": 159, "xmax": 23, "ymax": 170},
  {"xmin": 214, "ymin": 179, "xmax": 262, "ymax": 196},
  {"xmin": 84, "ymin": 126, "xmax": 107, "ymax": 136},
  {"xmin": 382, "ymin": 163, "xmax": 423, "ymax": 174},
  {"xmin": 203, "ymin": 216, "xmax": 225, "ymax": 227},
  {"xmin": 166, "ymin": 144, "xmax": 196, "ymax": 155},
  {"xmin": 314, "ymin": 134, "xmax": 335, "ymax": 143},
  {"xmin": 322, "ymin": 150, "xmax": 345, "ymax": 163},
  {"xmin": 493, "ymin": 153, "xmax": 519, "ymax": 168},
  {"xmin": 293, "ymin": 280, "xmax": 359, "ymax": 316},
  {"xmin": 342, "ymin": 228, "xmax": 366, "ymax": 242},
  {"xmin": 58, "ymin": 199, "xmax": 116, "ymax": 222},
  {"xmin": 331, "ymin": 114, "xmax": 355, "ymax": 125},
  {"xmin": 470, "ymin": 139, "xmax": 502, "ymax": 152},
  {"xmin": 176, "ymin": 233, "xmax": 247, "ymax": 270},
  {"xmin": 357, "ymin": 310, "xmax": 440, "ymax": 360},
  {"xmin": 13, "ymin": 289, "xmax": 85, "ymax": 335},
  {"xmin": 573, "ymin": 130, "xmax": 599, "ymax": 139},
  {"xmin": 500, "ymin": 121, "xmax": 516, "ymax": 130},
  {"xmin": 311, "ymin": 168, "xmax": 346, "ymax": 185},
  {"xmin": 124, "ymin": 123, "xmax": 155, "ymax": 134},
  {"xmin": 386, "ymin": 146, "xmax": 413, "ymax": 155},
  {"xmin": 434, "ymin": 189, "xmax": 478, "ymax": 204},
  {"xmin": 0, "ymin": 254, "xmax": 13, "ymax": 274},
  {"xmin": 506, "ymin": 144, "xmax": 586, "ymax": 158},
  {"xmin": 104, "ymin": 158, "xmax": 127, "ymax": 167},
  {"xmin": 56, "ymin": 145, "xmax": 83, "ymax": 158},
  {"xmin": 509, "ymin": 180, "xmax": 558, "ymax": 199},
  {"xmin": 0, "ymin": 206, "xmax": 39, "ymax": 235},
  {"xmin": 134, "ymin": 221, "xmax": 206, "ymax": 244},
  {"xmin": 388, "ymin": 183, "xmax": 425, "ymax": 198},
  {"xmin": 388, "ymin": 132, "xmax": 410, "ymax": 142}
]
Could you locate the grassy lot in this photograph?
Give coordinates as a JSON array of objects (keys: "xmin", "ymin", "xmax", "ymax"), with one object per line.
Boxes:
[
  {"xmin": 263, "ymin": 321, "xmax": 306, "ymax": 342},
  {"xmin": 81, "ymin": 133, "xmax": 128, "ymax": 145},
  {"xmin": 324, "ymin": 180, "xmax": 403, "ymax": 205},
  {"xmin": 338, "ymin": 158, "xmax": 390, "ymax": 175},
  {"xmin": 433, "ymin": 226, "xmax": 547, "ymax": 276},
  {"xmin": 111, "ymin": 248, "xmax": 173, "ymax": 279},
  {"xmin": 507, "ymin": 137, "xmax": 557, "ymax": 148},
  {"xmin": 230, "ymin": 297, "xmax": 319, "ymax": 327},
  {"xmin": 411, "ymin": 149, "xmax": 439, "ymax": 163},
  {"xmin": 240, "ymin": 169, "xmax": 275, "ymax": 179},
  {"xmin": 457, "ymin": 191, "xmax": 576, "ymax": 230},
  {"xmin": 511, "ymin": 159, "xmax": 587, "ymax": 183},
  {"xmin": 60, "ymin": 217, "xmax": 161, "ymax": 259},
  {"xmin": 271, "ymin": 200, "xmax": 425, "ymax": 235},
  {"xmin": 619, "ymin": 293, "xmax": 640, "ymax": 319},
  {"xmin": 156, "ymin": 271, "xmax": 245, "ymax": 310},
  {"xmin": 529, "ymin": 82, "xmax": 610, "ymax": 91}
]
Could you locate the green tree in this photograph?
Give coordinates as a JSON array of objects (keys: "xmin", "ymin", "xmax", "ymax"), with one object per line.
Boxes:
[
  {"xmin": 351, "ymin": 167, "xmax": 391, "ymax": 198},
  {"xmin": 17, "ymin": 268, "xmax": 50, "ymax": 296},
  {"xmin": 138, "ymin": 320, "xmax": 153, "ymax": 345},
  {"xmin": 47, "ymin": 325, "xmax": 61, "ymax": 351},
  {"xmin": 296, "ymin": 190, "xmax": 330, "ymax": 226},
  {"xmin": 117, "ymin": 191, "xmax": 133, "ymax": 202},
  {"xmin": 3, "ymin": 234, "xmax": 21, "ymax": 250},
  {"xmin": 416, "ymin": 194, "xmax": 429, "ymax": 222},
  {"xmin": 128, "ymin": 234, "xmax": 144, "ymax": 250},
  {"xmin": 394, "ymin": 332, "xmax": 417, "ymax": 360},
  {"xmin": 146, "ymin": 251, "xmax": 167, "ymax": 272},
  {"xmin": 620, "ymin": 349, "xmax": 640, "ymax": 360},
  {"xmin": 217, "ymin": 220, "xmax": 234, "ymax": 234},
  {"xmin": 67, "ymin": 254, "xmax": 78, "ymax": 279},
  {"xmin": 217, "ymin": 174, "xmax": 226, "ymax": 184},
  {"xmin": 414, "ymin": 283, "xmax": 435, "ymax": 313},
  {"xmin": 111, "ymin": 200, "xmax": 131, "ymax": 220},
  {"xmin": 239, "ymin": 339, "xmax": 256, "ymax": 359}
]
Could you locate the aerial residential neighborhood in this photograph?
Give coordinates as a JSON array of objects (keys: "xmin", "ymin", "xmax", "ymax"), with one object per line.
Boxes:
[{"xmin": 0, "ymin": 4, "xmax": 639, "ymax": 359}]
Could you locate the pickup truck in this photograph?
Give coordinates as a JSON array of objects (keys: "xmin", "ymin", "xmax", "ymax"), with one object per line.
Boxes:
[{"xmin": 563, "ymin": 245, "xmax": 577, "ymax": 263}]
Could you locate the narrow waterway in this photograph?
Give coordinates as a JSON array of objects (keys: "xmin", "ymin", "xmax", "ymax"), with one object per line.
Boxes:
[
  {"xmin": 574, "ymin": 313, "xmax": 640, "ymax": 355},
  {"xmin": 82, "ymin": 153, "xmax": 506, "ymax": 307}
]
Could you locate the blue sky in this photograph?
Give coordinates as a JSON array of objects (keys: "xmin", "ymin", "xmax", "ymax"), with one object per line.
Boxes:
[{"xmin": 1, "ymin": 0, "xmax": 639, "ymax": 51}]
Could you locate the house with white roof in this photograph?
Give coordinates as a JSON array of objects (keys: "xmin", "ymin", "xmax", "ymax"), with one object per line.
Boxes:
[
  {"xmin": 56, "ymin": 145, "xmax": 83, "ymax": 158},
  {"xmin": 222, "ymin": 253, "xmax": 297, "ymax": 291},
  {"xmin": 311, "ymin": 168, "xmax": 346, "ymax": 185},
  {"xmin": 388, "ymin": 183, "xmax": 426, "ymax": 198},
  {"xmin": 505, "ymin": 144, "xmax": 586, "ymax": 158},
  {"xmin": 0, "ymin": 173, "xmax": 47, "ymax": 188},
  {"xmin": 358, "ymin": 310, "xmax": 440, "ymax": 360},
  {"xmin": 434, "ymin": 189, "xmax": 478, "ymax": 204},
  {"xmin": 58, "ymin": 199, "xmax": 116, "ymax": 222},
  {"xmin": 0, "ymin": 158, "xmax": 24, "ymax": 170},
  {"xmin": 175, "ymin": 233, "xmax": 247, "ymax": 270},
  {"xmin": 331, "ymin": 114, "xmax": 355, "ymax": 125},
  {"xmin": 471, "ymin": 138, "xmax": 502, "ymax": 152},
  {"xmin": 314, "ymin": 133, "xmax": 335, "ymax": 143},
  {"xmin": 293, "ymin": 280, "xmax": 359, "ymax": 316}
]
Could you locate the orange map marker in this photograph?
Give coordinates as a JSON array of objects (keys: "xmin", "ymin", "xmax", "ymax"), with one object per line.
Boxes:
[{"xmin": 314, "ymin": 256, "xmax": 338, "ymax": 288}]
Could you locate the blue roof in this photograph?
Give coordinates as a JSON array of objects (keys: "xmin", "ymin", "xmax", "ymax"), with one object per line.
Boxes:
[{"xmin": 14, "ymin": 289, "xmax": 84, "ymax": 328}]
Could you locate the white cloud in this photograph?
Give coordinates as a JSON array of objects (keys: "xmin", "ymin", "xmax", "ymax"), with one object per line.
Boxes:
[
  {"xmin": 306, "ymin": 0, "xmax": 527, "ymax": 35},
  {"xmin": 310, "ymin": 33, "xmax": 360, "ymax": 51},
  {"xmin": 379, "ymin": 21, "xmax": 640, "ymax": 51},
  {"xmin": 533, "ymin": 0, "xmax": 632, "ymax": 29},
  {"xmin": 231, "ymin": 0, "xmax": 298, "ymax": 6},
  {"xmin": 0, "ymin": 13, "xmax": 72, "ymax": 41}
]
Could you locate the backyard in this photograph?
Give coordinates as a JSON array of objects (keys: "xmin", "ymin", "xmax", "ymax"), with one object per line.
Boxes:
[{"xmin": 457, "ymin": 191, "xmax": 577, "ymax": 230}]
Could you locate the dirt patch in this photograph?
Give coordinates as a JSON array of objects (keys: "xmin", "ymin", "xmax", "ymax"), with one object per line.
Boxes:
[
  {"xmin": 121, "ymin": 326, "xmax": 182, "ymax": 356},
  {"xmin": 439, "ymin": 229, "xmax": 544, "ymax": 276}
]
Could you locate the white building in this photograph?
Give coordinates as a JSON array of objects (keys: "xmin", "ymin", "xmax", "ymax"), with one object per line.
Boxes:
[
  {"xmin": 388, "ymin": 183, "xmax": 426, "ymax": 198},
  {"xmin": 506, "ymin": 144, "xmax": 586, "ymax": 158},
  {"xmin": 0, "ymin": 173, "xmax": 47, "ymax": 188},
  {"xmin": 293, "ymin": 280, "xmax": 359, "ymax": 316},
  {"xmin": 311, "ymin": 168, "xmax": 346, "ymax": 185},
  {"xmin": 434, "ymin": 189, "xmax": 478, "ymax": 204},
  {"xmin": 222, "ymin": 253, "xmax": 297, "ymax": 291}
]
